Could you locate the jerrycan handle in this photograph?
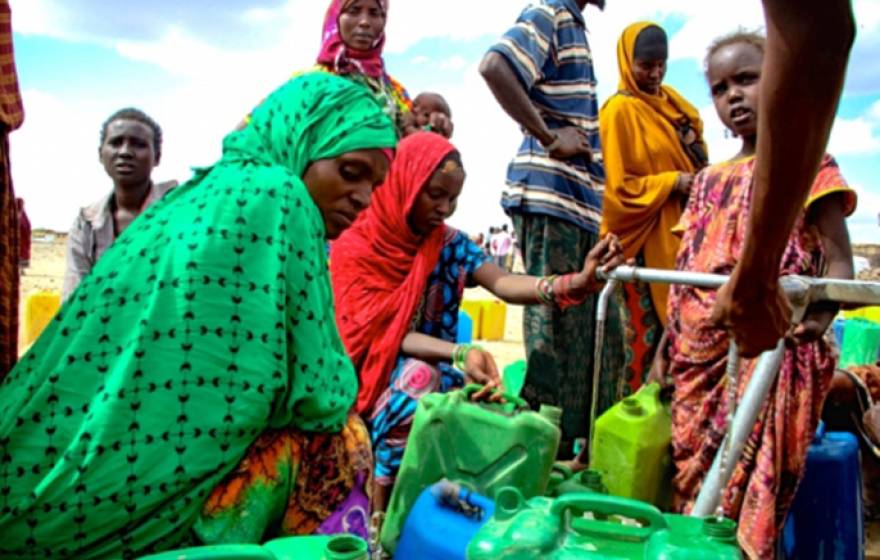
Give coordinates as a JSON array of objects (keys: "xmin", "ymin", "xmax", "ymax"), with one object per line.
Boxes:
[
  {"xmin": 550, "ymin": 494, "xmax": 668, "ymax": 543},
  {"xmin": 462, "ymin": 384, "xmax": 530, "ymax": 412}
]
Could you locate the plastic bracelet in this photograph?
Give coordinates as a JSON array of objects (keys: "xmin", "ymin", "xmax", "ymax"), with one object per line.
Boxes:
[
  {"xmin": 543, "ymin": 132, "xmax": 562, "ymax": 152},
  {"xmin": 554, "ymin": 273, "xmax": 589, "ymax": 309}
]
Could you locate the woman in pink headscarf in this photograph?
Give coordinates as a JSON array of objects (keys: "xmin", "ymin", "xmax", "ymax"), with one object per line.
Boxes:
[{"xmin": 242, "ymin": 0, "xmax": 454, "ymax": 138}]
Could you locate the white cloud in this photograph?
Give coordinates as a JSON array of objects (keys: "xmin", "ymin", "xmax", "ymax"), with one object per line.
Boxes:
[
  {"xmin": 9, "ymin": 0, "xmax": 880, "ymax": 246},
  {"xmin": 440, "ymin": 56, "xmax": 468, "ymax": 72},
  {"xmin": 829, "ymin": 116, "xmax": 880, "ymax": 156},
  {"xmin": 846, "ymin": 184, "xmax": 880, "ymax": 244}
]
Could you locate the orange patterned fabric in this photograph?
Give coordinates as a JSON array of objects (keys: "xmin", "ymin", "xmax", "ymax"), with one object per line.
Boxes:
[{"xmin": 668, "ymin": 155, "xmax": 856, "ymax": 559}]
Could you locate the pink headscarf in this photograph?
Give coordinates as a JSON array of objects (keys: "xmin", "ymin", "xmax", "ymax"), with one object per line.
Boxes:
[{"xmin": 316, "ymin": 0, "xmax": 389, "ymax": 79}]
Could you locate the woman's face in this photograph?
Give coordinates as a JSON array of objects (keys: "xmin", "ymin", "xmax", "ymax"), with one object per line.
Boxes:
[
  {"xmin": 302, "ymin": 150, "xmax": 389, "ymax": 240},
  {"xmin": 707, "ymin": 42, "xmax": 763, "ymax": 139},
  {"xmin": 632, "ymin": 58, "xmax": 667, "ymax": 95},
  {"xmin": 408, "ymin": 161, "xmax": 465, "ymax": 236},
  {"xmin": 338, "ymin": 0, "xmax": 385, "ymax": 52}
]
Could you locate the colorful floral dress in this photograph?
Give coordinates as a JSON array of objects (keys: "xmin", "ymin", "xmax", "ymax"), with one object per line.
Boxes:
[
  {"xmin": 367, "ymin": 228, "xmax": 488, "ymax": 486},
  {"xmin": 667, "ymin": 155, "xmax": 857, "ymax": 559}
]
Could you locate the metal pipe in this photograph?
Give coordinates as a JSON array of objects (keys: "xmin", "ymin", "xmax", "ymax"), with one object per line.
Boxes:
[
  {"xmin": 690, "ymin": 341, "xmax": 786, "ymax": 516},
  {"xmin": 691, "ymin": 301, "xmax": 809, "ymax": 517},
  {"xmin": 589, "ymin": 279, "xmax": 618, "ymax": 448}
]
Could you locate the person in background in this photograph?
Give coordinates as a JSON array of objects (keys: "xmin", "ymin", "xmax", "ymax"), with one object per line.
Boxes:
[
  {"xmin": 0, "ymin": 73, "xmax": 398, "ymax": 557},
  {"xmin": 494, "ymin": 224, "xmax": 513, "ymax": 271},
  {"xmin": 600, "ymin": 22, "xmax": 708, "ymax": 390},
  {"xmin": 330, "ymin": 132, "xmax": 624, "ymax": 544},
  {"xmin": 16, "ymin": 198, "xmax": 29, "ymax": 269},
  {"xmin": 479, "ymin": 0, "xmax": 626, "ymax": 458},
  {"xmin": 710, "ymin": 0, "xmax": 855, "ymax": 357},
  {"xmin": 62, "ymin": 108, "xmax": 176, "ymax": 300},
  {"xmin": 0, "ymin": 0, "xmax": 23, "ymax": 379},
  {"xmin": 652, "ymin": 31, "xmax": 856, "ymax": 558}
]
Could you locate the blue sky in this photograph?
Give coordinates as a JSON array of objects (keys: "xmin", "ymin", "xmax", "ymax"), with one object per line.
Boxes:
[{"xmin": 8, "ymin": 0, "xmax": 880, "ymax": 243}]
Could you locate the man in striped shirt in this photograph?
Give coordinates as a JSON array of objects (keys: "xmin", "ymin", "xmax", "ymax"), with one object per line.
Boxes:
[{"xmin": 480, "ymin": 0, "xmax": 624, "ymax": 459}]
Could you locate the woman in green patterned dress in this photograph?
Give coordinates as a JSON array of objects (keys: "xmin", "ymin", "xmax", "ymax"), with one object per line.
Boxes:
[{"xmin": 0, "ymin": 73, "xmax": 396, "ymax": 558}]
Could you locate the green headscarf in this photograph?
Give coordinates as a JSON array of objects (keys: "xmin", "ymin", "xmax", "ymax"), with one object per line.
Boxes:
[
  {"xmin": 0, "ymin": 73, "xmax": 397, "ymax": 557},
  {"xmin": 222, "ymin": 72, "xmax": 397, "ymax": 176}
]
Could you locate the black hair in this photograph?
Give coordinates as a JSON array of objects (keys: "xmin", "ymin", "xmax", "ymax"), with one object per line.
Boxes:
[
  {"xmin": 704, "ymin": 29, "xmax": 765, "ymax": 75},
  {"xmin": 633, "ymin": 25, "xmax": 668, "ymax": 61},
  {"xmin": 435, "ymin": 149, "xmax": 463, "ymax": 173},
  {"xmin": 100, "ymin": 108, "xmax": 163, "ymax": 157}
]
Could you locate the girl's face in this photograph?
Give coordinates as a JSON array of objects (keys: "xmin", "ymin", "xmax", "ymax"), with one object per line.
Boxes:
[
  {"xmin": 407, "ymin": 160, "xmax": 465, "ymax": 236},
  {"xmin": 338, "ymin": 0, "xmax": 385, "ymax": 52},
  {"xmin": 302, "ymin": 149, "xmax": 389, "ymax": 240},
  {"xmin": 707, "ymin": 42, "xmax": 763, "ymax": 139}
]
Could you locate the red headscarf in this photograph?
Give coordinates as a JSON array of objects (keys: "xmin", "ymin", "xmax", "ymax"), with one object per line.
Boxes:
[
  {"xmin": 316, "ymin": 0, "xmax": 389, "ymax": 79},
  {"xmin": 331, "ymin": 132, "xmax": 457, "ymax": 413}
]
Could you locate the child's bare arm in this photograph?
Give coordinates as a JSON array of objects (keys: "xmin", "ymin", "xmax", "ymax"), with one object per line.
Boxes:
[{"xmin": 789, "ymin": 193, "xmax": 854, "ymax": 344}]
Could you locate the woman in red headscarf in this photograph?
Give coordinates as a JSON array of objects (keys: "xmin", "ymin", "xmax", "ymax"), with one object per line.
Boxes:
[{"xmin": 330, "ymin": 132, "xmax": 625, "ymax": 526}]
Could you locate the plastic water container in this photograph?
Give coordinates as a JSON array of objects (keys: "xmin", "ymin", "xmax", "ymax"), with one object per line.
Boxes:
[
  {"xmin": 832, "ymin": 318, "xmax": 846, "ymax": 348},
  {"xmin": 460, "ymin": 300, "xmax": 483, "ymax": 339},
  {"xmin": 839, "ymin": 318, "xmax": 880, "ymax": 367},
  {"xmin": 782, "ymin": 424, "xmax": 864, "ymax": 560},
  {"xmin": 502, "ymin": 359, "xmax": 526, "ymax": 397},
  {"xmin": 590, "ymin": 383, "xmax": 672, "ymax": 507},
  {"xmin": 395, "ymin": 480, "xmax": 495, "ymax": 560},
  {"xmin": 456, "ymin": 311, "xmax": 473, "ymax": 344},
  {"xmin": 467, "ymin": 489, "xmax": 741, "ymax": 559},
  {"xmin": 480, "ymin": 301, "xmax": 507, "ymax": 341},
  {"xmin": 23, "ymin": 290, "xmax": 61, "ymax": 347},
  {"xmin": 547, "ymin": 465, "xmax": 608, "ymax": 497},
  {"xmin": 380, "ymin": 385, "xmax": 561, "ymax": 554},
  {"xmin": 138, "ymin": 534, "xmax": 369, "ymax": 560}
]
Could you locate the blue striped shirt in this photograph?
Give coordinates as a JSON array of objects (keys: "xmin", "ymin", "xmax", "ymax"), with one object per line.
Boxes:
[{"xmin": 489, "ymin": 0, "xmax": 605, "ymax": 233}]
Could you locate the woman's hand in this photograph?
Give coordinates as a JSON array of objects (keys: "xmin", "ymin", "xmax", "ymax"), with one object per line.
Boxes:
[
  {"xmin": 463, "ymin": 348, "xmax": 505, "ymax": 402},
  {"xmin": 646, "ymin": 330, "xmax": 672, "ymax": 390},
  {"xmin": 569, "ymin": 234, "xmax": 626, "ymax": 297},
  {"xmin": 674, "ymin": 172, "xmax": 695, "ymax": 196}
]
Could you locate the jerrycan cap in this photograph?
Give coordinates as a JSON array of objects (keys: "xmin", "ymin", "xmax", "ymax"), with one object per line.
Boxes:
[
  {"xmin": 579, "ymin": 469, "xmax": 604, "ymax": 491},
  {"xmin": 621, "ymin": 398, "xmax": 645, "ymax": 416},
  {"xmin": 538, "ymin": 405, "xmax": 563, "ymax": 426},
  {"xmin": 702, "ymin": 517, "xmax": 737, "ymax": 542},
  {"xmin": 324, "ymin": 535, "xmax": 369, "ymax": 560},
  {"xmin": 494, "ymin": 487, "xmax": 526, "ymax": 521}
]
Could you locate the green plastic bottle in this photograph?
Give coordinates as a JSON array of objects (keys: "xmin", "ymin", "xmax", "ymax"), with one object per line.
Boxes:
[
  {"xmin": 380, "ymin": 385, "xmax": 561, "ymax": 554},
  {"xmin": 137, "ymin": 535, "xmax": 369, "ymax": 560},
  {"xmin": 467, "ymin": 490, "xmax": 742, "ymax": 559},
  {"xmin": 590, "ymin": 383, "xmax": 672, "ymax": 507}
]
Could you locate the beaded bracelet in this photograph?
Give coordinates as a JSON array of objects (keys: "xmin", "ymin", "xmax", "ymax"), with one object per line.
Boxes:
[
  {"xmin": 452, "ymin": 343, "xmax": 483, "ymax": 371},
  {"xmin": 535, "ymin": 274, "xmax": 558, "ymax": 305}
]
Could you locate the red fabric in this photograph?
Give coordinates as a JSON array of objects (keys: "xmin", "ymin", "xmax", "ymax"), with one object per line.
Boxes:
[
  {"xmin": 316, "ymin": 0, "xmax": 389, "ymax": 79},
  {"xmin": 331, "ymin": 132, "xmax": 456, "ymax": 413},
  {"xmin": 16, "ymin": 198, "xmax": 28, "ymax": 261}
]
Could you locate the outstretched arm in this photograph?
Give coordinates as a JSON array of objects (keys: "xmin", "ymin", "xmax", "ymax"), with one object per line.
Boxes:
[{"xmin": 711, "ymin": 0, "xmax": 855, "ymax": 357}]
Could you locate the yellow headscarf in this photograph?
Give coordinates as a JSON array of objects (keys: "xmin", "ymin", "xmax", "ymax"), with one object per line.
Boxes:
[
  {"xmin": 599, "ymin": 21, "xmax": 707, "ymax": 325},
  {"xmin": 616, "ymin": 21, "xmax": 704, "ymax": 133}
]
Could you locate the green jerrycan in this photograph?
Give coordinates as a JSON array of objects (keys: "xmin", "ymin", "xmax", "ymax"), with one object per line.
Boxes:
[
  {"xmin": 468, "ymin": 489, "xmax": 668, "ymax": 559},
  {"xmin": 380, "ymin": 385, "xmax": 561, "ymax": 554},
  {"xmin": 646, "ymin": 515, "xmax": 742, "ymax": 559},
  {"xmin": 590, "ymin": 383, "xmax": 672, "ymax": 507},
  {"xmin": 138, "ymin": 534, "xmax": 369, "ymax": 560},
  {"xmin": 467, "ymin": 490, "xmax": 742, "ymax": 559},
  {"xmin": 547, "ymin": 464, "xmax": 608, "ymax": 497}
]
